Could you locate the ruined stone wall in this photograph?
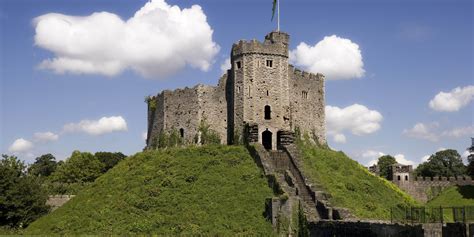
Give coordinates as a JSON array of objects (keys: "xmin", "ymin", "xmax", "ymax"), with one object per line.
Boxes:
[
  {"xmin": 46, "ymin": 195, "xmax": 75, "ymax": 211},
  {"xmin": 289, "ymin": 65, "xmax": 326, "ymax": 145},
  {"xmin": 147, "ymin": 77, "xmax": 228, "ymax": 148},
  {"xmin": 147, "ymin": 94, "xmax": 165, "ymax": 148},
  {"xmin": 163, "ymin": 87, "xmax": 201, "ymax": 144},
  {"xmin": 197, "ymin": 75, "xmax": 228, "ymax": 144}
]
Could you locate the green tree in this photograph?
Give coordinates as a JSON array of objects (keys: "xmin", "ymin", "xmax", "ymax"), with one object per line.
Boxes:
[
  {"xmin": 415, "ymin": 149, "xmax": 466, "ymax": 177},
  {"xmin": 28, "ymin": 154, "xmax": 57, "ymax": 177},
  {"xmin": 467, "ymin": 154, "xmax": 474, "ymax": 176},
  {"xmin": 50, "ymin": 151, "xmax": 104, "ymax": 183},
  {"xmin": 377, "ymin": 155, "xmax": 397, "ymax": 179},
  {"xmin": 0, "ymin": 155, "xmax": 49, "ymax": 228},
  {"xmin": 94, "ymin": 152, "xmax": 126, "ymax": 172}
]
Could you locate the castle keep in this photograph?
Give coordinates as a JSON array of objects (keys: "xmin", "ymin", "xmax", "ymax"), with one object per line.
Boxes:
[{"xmin": 146, "ymin": 31, "xmax": 326, "ymax": 150}]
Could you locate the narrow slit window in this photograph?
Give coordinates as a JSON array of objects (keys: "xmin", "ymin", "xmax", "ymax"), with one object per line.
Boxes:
[
  {"xmin": 302, "ymin": 91, "xmax": 308, "ymax": 99},
  {"xmin": 179, "ymin": 128, "xmax": 184, "ymax": 138},
  {"xmin": 266, "ymin": 90, "xmax": 269, "ymax": 96},
  {"xmin": 236, "ymin": 61, "xmax": 242, "ymax": 69},
  {"xmin": 266, "ymin": 60, "xmax": 273, "ymax": 67},
  {"xmin": 264, "ymin": 105, "xmax": 271, "ymax": 120}
]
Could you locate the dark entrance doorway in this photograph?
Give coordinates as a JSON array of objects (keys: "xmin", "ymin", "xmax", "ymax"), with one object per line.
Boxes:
[{"xmin": 262, "ymin": 129, "xmax": 272, "ymax": 150}]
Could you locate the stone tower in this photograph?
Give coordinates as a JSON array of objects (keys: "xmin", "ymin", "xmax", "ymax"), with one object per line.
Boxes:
[{"xmin": 229, "ymin": 32, "xmax": 292, "ymax": 150}]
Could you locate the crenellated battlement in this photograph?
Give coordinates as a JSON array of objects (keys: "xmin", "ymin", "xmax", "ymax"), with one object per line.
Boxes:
[
  {"xmin": 231, "ymin": 31, "xmax": 289, "ymax": 58},
  {"xmin": 289, "ymin": 65, "xmax": 324, "ymax": 81}
]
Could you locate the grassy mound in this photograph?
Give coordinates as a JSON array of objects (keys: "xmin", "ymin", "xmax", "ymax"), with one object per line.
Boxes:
[
  {"xmin": 428, "ymin": 186, "xmax": 474, "ymax": 207},
  {"xmin": 297, "ymin": 141, "xmax": 418, "ymax": 219},
  {"xmin": 26, "ymin": 145, "xmax": 274, "ymax": 235}
]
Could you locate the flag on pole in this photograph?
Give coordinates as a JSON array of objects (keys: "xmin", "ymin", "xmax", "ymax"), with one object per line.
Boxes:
[{"xmin": 271, "ymin": 0, "xmax": 277, "ymax": 21}]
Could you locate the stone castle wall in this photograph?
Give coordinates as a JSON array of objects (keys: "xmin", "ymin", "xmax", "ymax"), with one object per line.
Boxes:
[
  {"xmin": 146, "ymin": 31, "xmax": 326, "ymax": 149},
  {"xmin": 289, "ymin": 66, "xmax": 326, "ymax": 145},
  {"xmin": 393, "ymin": 176, "xmax": 474, "ymax": 203}
]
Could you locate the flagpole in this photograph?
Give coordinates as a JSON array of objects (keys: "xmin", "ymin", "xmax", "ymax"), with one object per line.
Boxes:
[{"xmin": 277, "ymin": 0, "xmax": 280, "ymax": 31}]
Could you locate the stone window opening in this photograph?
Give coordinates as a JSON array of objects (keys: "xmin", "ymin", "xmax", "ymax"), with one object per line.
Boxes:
[
  {"xmin": 180, "ymin": 128, "xmax": 184, "ymax": 138},
  {"xmin": 397, "ymin": 175, "xmax": 401, "ymax": 181},
  {"xmin": 264, "ymin": 105, "xmax": 271, "ymax": 120},
  {"xmin": 237, "ymin": 86, "xmax": 241, "ymax": 93},
  {"xmin": 302, "ymin": 91, "xmax": 308, "ymax": 99},
  {"xmin": 266, "ymin": 90, "xmax": 269, "ymax": 96},
  {"xmin": 405, "ymin": 175, "xmax": 408, "ymax": 181},
  {"xmin": 236, "ymin": 61, "xmax": 242, "ymax": 69},
  {"xmin": 266, "ymin": 60, "xmax": 273, "ymax": 68}
]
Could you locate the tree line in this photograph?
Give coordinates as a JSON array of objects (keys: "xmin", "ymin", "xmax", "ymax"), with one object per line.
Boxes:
[
  {"xmin": 0, "ymin": 151, "xmax": 126, "ymax": 230},
  {"xmin": 375, "ymin": 149, "xmax": 474, "ymax": 180}
]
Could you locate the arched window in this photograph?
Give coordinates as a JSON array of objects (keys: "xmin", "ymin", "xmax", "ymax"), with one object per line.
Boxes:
[
  {"xmin": 405, "ymin": 175, "xmax": 408, "ymax": 181},
  {"xmin": 264, "ymin": 105, "xmax": 271, "ymax": 120},
  {"xmin": 179, "ymin": 128, "xmax": 184, "ymax": 138},
  {"xmin": 397, "ymin": 175, "xmax": 401, "ymax": 181}
]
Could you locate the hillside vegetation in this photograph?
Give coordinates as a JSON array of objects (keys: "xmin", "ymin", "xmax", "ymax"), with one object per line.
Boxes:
[
  {"xmin": 297, "ymin": 141, "xmax": 418, "ymax": 219},
  {"xmin": 26, "ymin": 145, "xmax": 274, "ymax": 235},
  {"xmin": 427, "ymin": 185, "xmax": 474, "ymax": 207}
]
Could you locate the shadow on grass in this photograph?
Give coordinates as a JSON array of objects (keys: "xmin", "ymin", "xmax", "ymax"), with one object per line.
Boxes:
[{"xmin": 457, "ymin": 185, "xmax": 474, "ymax": 199}]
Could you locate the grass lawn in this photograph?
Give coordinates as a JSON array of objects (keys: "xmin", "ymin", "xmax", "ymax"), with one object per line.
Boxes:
[
  {"xmin": 428, "ymin": 185, "xmax": 474, "ymax": 207},
  {"xmin": 26, "ymin": 145, "xmax": 274, "ymax": 235},
  {"xmin": 297, "ymin": 141, "xmax": 418, "ymax": 219}
]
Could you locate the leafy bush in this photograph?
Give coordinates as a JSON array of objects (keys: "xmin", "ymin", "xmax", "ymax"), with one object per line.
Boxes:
[
  {"xmin": 50, "ymin": 151, "xmax": 103, "ymax": 183},
  {"xmin": 0, "ymin": 155, "xmax": 49, "ymax": 228},
  {"xmin": 197, "ymin": 120, "xmax": 221, "ymax": 145},
  {"xmin": 94, "ymin": 152, "xmax": 126, "ymax": 172}
]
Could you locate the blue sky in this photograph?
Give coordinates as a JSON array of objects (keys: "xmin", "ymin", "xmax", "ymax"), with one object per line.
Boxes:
[{"xmin": 0, "ymin": 0, "xmax": 472, "ymax": 166}]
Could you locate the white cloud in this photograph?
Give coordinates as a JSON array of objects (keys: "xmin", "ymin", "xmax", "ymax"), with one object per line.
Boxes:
[
  {"xmin": 220, "ymin": 58, "xmax": 231, "ymax": 74},
  {"xmin": 362, "ymin": 150, "xmax": 386, "ymax": 159},
  {"xmin": 142, "ymin": 131, "xmax": 147, "ymax": 141},
  {"xmin": 394, "ymin": 154, "xmax": 415, "ymax": 166},
  {"xmin": 325, "ymin": 104, "xmax": 383, "ymax": 142},
  {"xmin": 429, "ymin": 85, "xmax": 474, "ymax": 112},
  {"xmin": 33, "ymin": 131, "xmax": 59, "ymax": 142},
  {"xmin": 367, "ymin": 159, "xmax": 378, "ymax": 167},
  {"xmin": 403, "ymin": 123, "xmax": 473, "ymax": 142},
  {"xmin": 332, "ymin": 133, "xmax": 346, "ymax": 144},
  {"xmin": 361, "ymin": 150, "xmax": 385, "ymax": 167},
  {"xmin": 8, "ymin": 138, "xmax": 34, "ymax": 153},
  {"xmin": 421, "ymin": 155, "xmax": 430, "ymax": 163},
  {"xmin": 403, "ymin": 122, "xmax": 439, "ymax": 142},
  {"xmin": 63, "ymin": 116, "xmax": 128, "ymax": 135},
  {"xmin": 33, "ymin": 0, "xmax": 219, "ymax": 78},
  {"xmin": 441, "ymin": 126, "xmax": 474, "ymax": 138},
  {"xmin": 290, "ymin": 35, "xmax": 365, "ymax": 80}
]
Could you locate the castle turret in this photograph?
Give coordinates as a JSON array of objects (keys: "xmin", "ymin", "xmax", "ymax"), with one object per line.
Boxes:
[{"xmin": 229, "ymin": 31, "xmax": 291, "ymax": 150}]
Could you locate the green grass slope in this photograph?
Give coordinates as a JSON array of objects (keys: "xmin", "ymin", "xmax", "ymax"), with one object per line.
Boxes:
[
  {"xmin": 26, "ymin": 145, "xmax": 274, "ymax": 235},
  {"xmin": 297, "ymin": 141, "xmax": 418, "ymax": 219},
  {"xmin": 428, "ymin": 185, "xmax": 474, "ymax": 207}
]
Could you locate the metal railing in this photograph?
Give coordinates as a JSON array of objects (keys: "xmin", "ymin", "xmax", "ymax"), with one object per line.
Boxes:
[{"xmin": 391, "ymin": 206, "xmax": 474, "ymax": 224}]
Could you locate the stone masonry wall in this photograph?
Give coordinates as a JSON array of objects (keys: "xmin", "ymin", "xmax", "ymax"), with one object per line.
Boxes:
[
  {"xmin": 393, "ymin": 176, "xmax": 474, "ymax": 203},
  {"xmin": 147, "ymin": 77, "xmax": 229, "ymax": 148},
  {"xmin": 197, "ymin": 75, "xmax": 228, "ymax": 144},
  {"xmin": 289, "ymin": 65, "xmax": 326, "ymax": 145}
]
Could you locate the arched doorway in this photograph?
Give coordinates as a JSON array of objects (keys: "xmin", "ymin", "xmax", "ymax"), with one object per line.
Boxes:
[{"xmin": 262, "ymin": 129, "xmax": 272, "ymax": 150}]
